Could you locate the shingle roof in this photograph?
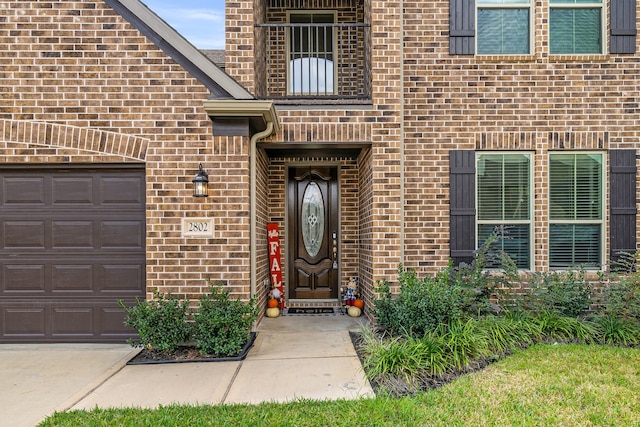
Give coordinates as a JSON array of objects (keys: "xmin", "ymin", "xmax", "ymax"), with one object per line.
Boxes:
[{"xmin": 201, "ymin": 50, "xmax": 225, "ymax": 70}]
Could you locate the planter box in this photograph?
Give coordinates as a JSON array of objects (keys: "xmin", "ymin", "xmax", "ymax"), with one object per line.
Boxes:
[{"xmin": 126, "ymin": 332, "xmax": 257, "ymax": 365}]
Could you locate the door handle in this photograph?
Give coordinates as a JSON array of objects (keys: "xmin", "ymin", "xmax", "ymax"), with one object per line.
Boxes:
[{"xmin": 332, "ymin": 231, "xmax": 338, "ymax": 269}]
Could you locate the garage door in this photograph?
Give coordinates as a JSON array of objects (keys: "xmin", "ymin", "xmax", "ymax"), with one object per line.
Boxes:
[{"xmin": 0, "ymin": 166, "xmax": 146, "ymax": 342}]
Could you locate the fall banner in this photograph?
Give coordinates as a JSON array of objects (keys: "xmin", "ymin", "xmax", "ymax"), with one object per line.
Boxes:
[{"xmin": 267, "ymin": 222, "xmax": 285, "ymax": 309}]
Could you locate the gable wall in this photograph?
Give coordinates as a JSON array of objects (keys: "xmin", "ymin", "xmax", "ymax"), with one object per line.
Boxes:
[{"xmin": 0, "ymin": 1, "xmax": 253, "ymax": 303}]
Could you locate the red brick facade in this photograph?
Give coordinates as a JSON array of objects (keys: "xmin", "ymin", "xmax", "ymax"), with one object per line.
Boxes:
[
  {"xmin": 228, "ymin": 0, "xmax": 640, "ymax": 302},
  {"xmin": 0, "ymin": 2, "xmax": 251, "ymax": 309},
  {"xmin": 1, "ymin": 0, "xmax": 639, "ymax": 339}
]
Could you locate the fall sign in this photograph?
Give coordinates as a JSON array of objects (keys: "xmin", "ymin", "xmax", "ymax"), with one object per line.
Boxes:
[{"xmin": 267, "ymin": 222, "xmax": 284, "ymax": 309}]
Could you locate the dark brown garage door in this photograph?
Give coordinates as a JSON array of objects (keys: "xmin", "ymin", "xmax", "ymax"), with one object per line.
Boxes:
[{"xmin": 0, "ymin": 165, "xmax": 145, "ymax": 343}]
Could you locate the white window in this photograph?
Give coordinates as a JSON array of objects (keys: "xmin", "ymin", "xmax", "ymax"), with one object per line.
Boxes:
[
  {"xmin": 477, "ymin": 153, "xmax": 533, "ymax": 269},
  {"xmin": 549, "ymin": 0, "xmax": 605, "ymax": 54},
  {"xmin": 477, "ymin": 0, "xmax": 532, "ymax": 54},
  {"xmin": 549, "ymin": 153, "xmax": 604, "ymax": 268}
]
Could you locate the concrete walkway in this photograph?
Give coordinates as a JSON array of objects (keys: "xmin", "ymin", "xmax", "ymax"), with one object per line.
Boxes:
[{"xmin": 1, "ymin": 314, "xmax": 374, "ymax": 427}]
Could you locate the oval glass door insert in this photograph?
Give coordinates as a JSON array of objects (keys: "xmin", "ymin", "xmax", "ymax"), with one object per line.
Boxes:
[{"xmin": 301, "ymin": 181, "xmax": 324, "ymax": 257}]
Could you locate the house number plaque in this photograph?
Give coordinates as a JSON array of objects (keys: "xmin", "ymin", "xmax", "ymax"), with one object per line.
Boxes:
[{"xmin": 182, "ymin": 217, "xmax": 214, "ymax": 238}]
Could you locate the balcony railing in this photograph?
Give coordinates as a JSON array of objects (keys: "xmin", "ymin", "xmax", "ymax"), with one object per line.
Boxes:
[{"xmin": 254, "ymin": 22, "xmax": 371, "ymax": 101}]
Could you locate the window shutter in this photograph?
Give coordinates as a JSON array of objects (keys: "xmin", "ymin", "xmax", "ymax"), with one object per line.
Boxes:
[
  {"xmin": 450, "ymin": 0, "xmax": 475, "ymax": 54},
  {"xmin": 610, "ymin": 149, "xmax": 637, "ymax": 267},
  {"xmin": 450, "ymin": 150, "xmax": 476, "ymax": 266},
  {"xmin": 610, "ymin": 0, "xmax": 637, "ymax": 54}
]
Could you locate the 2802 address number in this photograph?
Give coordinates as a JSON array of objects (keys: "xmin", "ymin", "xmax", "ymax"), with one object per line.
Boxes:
[
  {"xmin": 182, "ymin": 218, "xmax": 214, "ymax": 237},
  {"xmin": 188, "ymin": 222, "xmax": 209, "ymax": 232}
]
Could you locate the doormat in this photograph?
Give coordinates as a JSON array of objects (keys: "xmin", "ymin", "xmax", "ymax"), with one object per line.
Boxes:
[{"xmin": 286, "ymin": 307, "xmax": 339, "ymax": 315}]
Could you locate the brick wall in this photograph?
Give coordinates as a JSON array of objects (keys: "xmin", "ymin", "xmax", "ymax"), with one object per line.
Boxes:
[
  {"xmin": 256, "ymin": 148, "xmax": 271, "ymax": 317},
  {"xmin": 227, "ymin": 0, "xmax": 640, "ymax": 297},
  {"xmin": 5, "ymin": 0, "xmax": 637, "ymax": 314},
  {"xmin": 357, "ymin": 147, "xmax": 375, "ymax": 308},
  {"xmin": 225, "ymin": 0, "xmax": 256, "ymax": 94},
  {"xmin": 402, "ymin": 0, "xmax": 640, "ymax": 276},
  {"xmin": 0, "ymin": 1, "xmax": 253, "ymax": 303}
]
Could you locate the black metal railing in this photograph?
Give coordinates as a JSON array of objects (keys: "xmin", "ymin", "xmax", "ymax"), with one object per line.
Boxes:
[{"xmin": 254, "ymin": 23, "xmax": 371, "ymax": 101}]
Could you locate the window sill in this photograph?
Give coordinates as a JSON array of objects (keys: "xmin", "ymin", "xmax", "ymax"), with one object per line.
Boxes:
[
  {"xmin": 272, "ymin": 98, "xmax": 373, "ymax": 110},
  {"xmin": 475, "ymin": 54, "xmax": 538, "ymax": 62},
  {"xmin": 270, "ymin": 97, "xmax": 372, "ymax": 105},
  {"xmin": 547, "ymin": 54, "xmax": 610, "ymax": 62},
  {"xmin": 473, "ymin": 53, "xmax": 611, "ymax": 62}
]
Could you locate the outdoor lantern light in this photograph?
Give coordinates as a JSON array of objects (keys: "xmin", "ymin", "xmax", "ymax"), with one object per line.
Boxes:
[{"xmin": 192, "ymin": 163, "xmax": 209, "ymax": 197}]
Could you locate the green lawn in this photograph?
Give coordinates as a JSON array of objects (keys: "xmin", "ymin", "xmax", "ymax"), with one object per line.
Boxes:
[{"xmin": 41, "ymin": 344, "xmax": 640, "ymax": 426}]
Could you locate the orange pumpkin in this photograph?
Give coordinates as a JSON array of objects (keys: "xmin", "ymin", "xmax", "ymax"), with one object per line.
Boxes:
[
  {"xmin": 267, "ymin": 298, "xmax": 279, "ymax": 308},
  {"xmin": 353, "ymin": 299, "xmax": 364, "ymax": 309}
]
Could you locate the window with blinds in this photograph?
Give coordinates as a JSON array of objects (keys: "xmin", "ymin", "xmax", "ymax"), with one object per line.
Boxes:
[
  {"xmin": 549, "ymin": 0, "xmax": 604, "ymax": 54},
  {"xmin": 477, "ymin": 0, "xmax": 531, "ymax": 54},
  {"xmin": 477, "ymin": 153, "xmax": 532, "ymax": 268},
  {"xmin": 451, "ymin": 0, "xmax": 635, "ymax": 55},
  {"xmin": 549, "ymin": 153, "xmax": 604, "ymax": 268}
]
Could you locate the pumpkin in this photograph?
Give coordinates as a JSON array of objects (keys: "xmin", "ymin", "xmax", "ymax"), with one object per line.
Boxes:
[
  {"xmin": 267, "ymin": 298, "xmax": 279, "ymax": 308},
  {"xmin": 353, "ymin": 298, "xmax": 364, "ymax": 310},
  {"xmin": 266, "ymin": 307, "xmax": 280, "ymax": 318},
  {"xmin": 347, "ymin": 306, "xmax": 362, "ymax": 317}
]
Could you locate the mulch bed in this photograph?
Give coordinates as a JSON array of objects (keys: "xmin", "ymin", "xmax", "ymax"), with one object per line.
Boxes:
[{"xmin": 127, "ymin": 332, "xmax": 257, "ymax": 365}]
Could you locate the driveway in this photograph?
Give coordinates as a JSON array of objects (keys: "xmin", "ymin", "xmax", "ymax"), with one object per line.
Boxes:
[{"xmin": 0, "ymin": 344, "xmax": 137, "ymax": 427}]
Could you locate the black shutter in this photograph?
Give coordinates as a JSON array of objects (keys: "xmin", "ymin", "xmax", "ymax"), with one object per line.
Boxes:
[
  {"xmin": 450, "ymin": 150, "xmax": 476, "ymax": 266},
  {"xmin": 611, "ymin": 0, "xmax": 637, "ymax": 54},
  {"xmin": 610, "ymin": 149, "xmax": 637, "ymax": 268},
  {"xmin": 450, "ymin": 0, "xmax": 475, "ymax": 55}
]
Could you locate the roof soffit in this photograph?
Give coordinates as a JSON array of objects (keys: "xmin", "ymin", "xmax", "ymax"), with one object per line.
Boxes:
[{"xmin": 203, "ymin": 100, "xmax": 280, "ymax": 136}]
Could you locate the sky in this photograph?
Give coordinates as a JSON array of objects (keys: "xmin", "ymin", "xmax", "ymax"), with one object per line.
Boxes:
[{"xmin": 141, "ymin": 0, "xmax": 226, "ymax": 49}]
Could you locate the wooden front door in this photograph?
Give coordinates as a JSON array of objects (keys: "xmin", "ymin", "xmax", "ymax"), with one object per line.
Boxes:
[{"xmin": 287, "ymin": 166, "xmax": 339, "ymax": 299}]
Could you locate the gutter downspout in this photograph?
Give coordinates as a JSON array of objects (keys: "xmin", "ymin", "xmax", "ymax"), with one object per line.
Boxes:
[
  {"xmin": 400, "ymin": 0, "xmax": 405, "ymax": 263},
  {"xmin": 203, "ymin": 99, "xmax": 279, "ymax": 301},
  {"xmin": 250, "ymin": 121, "xmax": 275, "ymax": 299}
]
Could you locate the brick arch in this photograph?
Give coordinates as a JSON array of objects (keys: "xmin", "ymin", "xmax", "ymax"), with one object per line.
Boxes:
[{"xmin": 0, "ymin": 120, "xmax": 148, "ymax": 162}]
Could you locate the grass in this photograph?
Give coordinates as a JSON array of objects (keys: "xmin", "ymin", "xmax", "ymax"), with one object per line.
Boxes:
[{"xmin": 41, "ymin": 344, "xmax": 640, "ymax": 426}]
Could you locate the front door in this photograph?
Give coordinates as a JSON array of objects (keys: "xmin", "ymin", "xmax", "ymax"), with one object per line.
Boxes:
[{"xmin": 287, "ymin": 166, "xmax": 339, "ymax": 299}]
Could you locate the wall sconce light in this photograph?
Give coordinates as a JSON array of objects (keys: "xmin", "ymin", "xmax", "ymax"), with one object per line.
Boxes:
[{"xmin": 192, "ymin": 163, "xmax": 209, "ymax": 197}]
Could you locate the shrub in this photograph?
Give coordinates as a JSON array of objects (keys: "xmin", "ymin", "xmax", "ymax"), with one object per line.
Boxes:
[
  {"xmin": 373, "ymin": 234, "xmax": 517, "ymax": 339},
  {"xmin": 599, "ymin": 276, "xmax": 640, "ymax": 323},
  {"xmin": 453, "ymin": 231, "xmax": 520, "ymax": 316},
  {"xmin": 519, "ymin": 270, "xmax": 592, "ymax": 317},
  {"xmin": 373, "ymin": 266, "xmax": 464, "ymax": 338},
  {"xmin": 119, "ymin": 292, "xmax": 191, "ymax": 352},
  {"xmin": 193, "ymin": 282, "xmax": 259, "ymax": 356}
]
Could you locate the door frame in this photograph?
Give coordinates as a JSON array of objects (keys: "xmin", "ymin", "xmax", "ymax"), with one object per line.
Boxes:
[{"xmin": 285, "ymin": 161, "xmax": 341, "ymax": 302}]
